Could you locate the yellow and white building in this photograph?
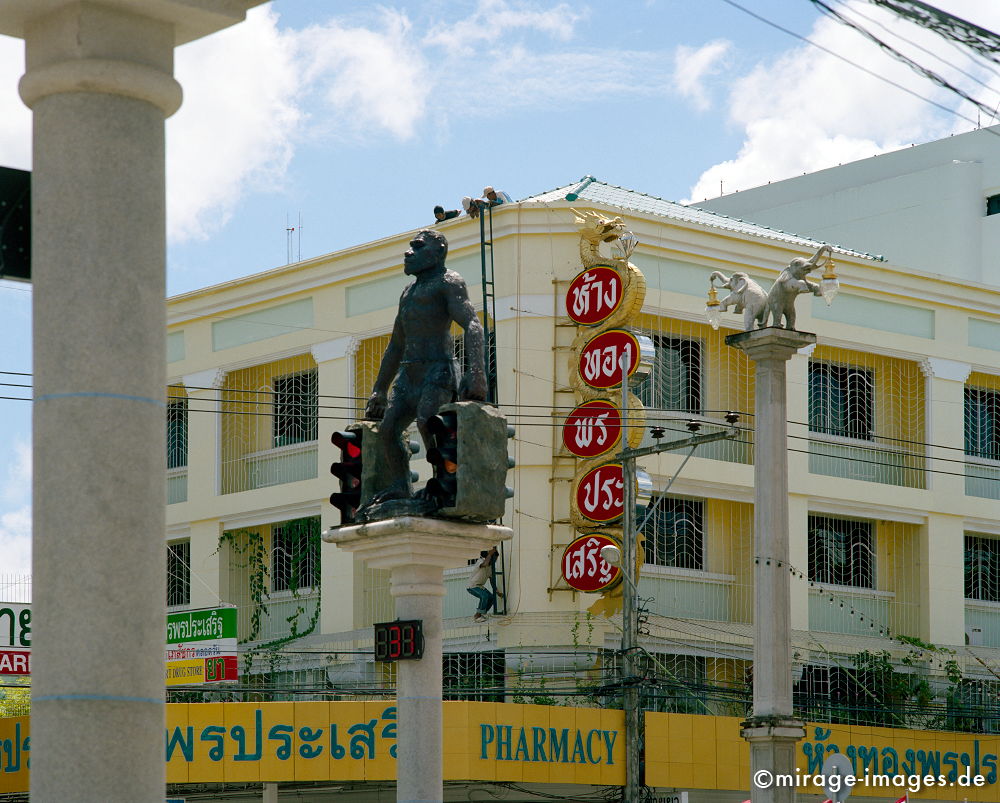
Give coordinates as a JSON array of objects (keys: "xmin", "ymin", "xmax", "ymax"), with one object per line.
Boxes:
[{"xmin": 151, "ymin": 174, "xmax": 1000, "ymax": 801}]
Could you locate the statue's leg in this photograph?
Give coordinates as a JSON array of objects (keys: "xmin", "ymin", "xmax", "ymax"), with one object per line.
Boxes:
[
  {"xmin": 415, "ymin": 362, "xmax": 460, "ymax": 448},
  {"xmin": 370, "ymin": 382, "xmax": 418, "ymax": 503}
]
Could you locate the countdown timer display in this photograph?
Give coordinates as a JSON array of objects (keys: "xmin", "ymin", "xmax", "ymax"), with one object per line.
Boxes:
[{"xmin": 373, "ymin": 619, "xmax": 424, "ymax": 661}]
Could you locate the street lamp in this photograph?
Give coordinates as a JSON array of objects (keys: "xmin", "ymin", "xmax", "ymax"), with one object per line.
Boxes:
[
  {"xmin": 819, "ymin": 257, "xmax": 840, "ymax": 306},
  {"xmin": 600, "ymin": 543, "xmax": 639, "ymax": 595}
]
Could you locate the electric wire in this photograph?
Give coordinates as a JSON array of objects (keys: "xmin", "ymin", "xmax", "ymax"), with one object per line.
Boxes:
[{"xmin": 716, "ymin": 0, "xmax": 995, "ymax": 132}]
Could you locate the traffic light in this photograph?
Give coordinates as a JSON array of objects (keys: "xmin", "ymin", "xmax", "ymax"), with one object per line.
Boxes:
[
  {"xmin": 425, "ymin": 410, "xmax": 458, "ymax": 508},
  {"xmin": 424, "ymin": 401, "xmax": 515, "ymax": 522},
  {"xmin": 330, "ymin": 426, "xmax": 364, "ymax": 525}
]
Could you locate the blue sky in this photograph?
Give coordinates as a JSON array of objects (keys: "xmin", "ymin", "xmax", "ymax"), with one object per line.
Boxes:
[{"xmin": 1, "ymin": 0, "xmax": 999, "ymax": 575}]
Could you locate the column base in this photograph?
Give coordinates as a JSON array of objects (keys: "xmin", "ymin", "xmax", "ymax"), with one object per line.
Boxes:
[{"xmin": 742, "ymin": 716, "xmax": 806, "ymax": 803}]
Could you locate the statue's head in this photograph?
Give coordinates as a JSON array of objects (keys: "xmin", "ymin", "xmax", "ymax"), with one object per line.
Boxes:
[
  {"xmin": 787, "ymin": 257, "xmax": 813, "ymax": 278},
  {"xmin": 404, "ymin": 228, "xmax": 448, "ymax": 275}
]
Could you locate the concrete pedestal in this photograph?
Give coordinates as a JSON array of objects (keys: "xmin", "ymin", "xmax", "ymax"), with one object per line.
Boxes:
[
  {"xmin": 0, "ymin": 2, "xmax": 264, "ymax": 801},
  {"xmin": 727, "ymin": 327, "xmax": 816, "ymax": 803},
  {"xmin": 327, "ymin": 516, "xmax": 512, "ymax": 803}
]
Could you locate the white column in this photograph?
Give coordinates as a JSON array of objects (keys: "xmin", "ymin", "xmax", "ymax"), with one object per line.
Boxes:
[
  {"xmin": 0, "ymin": 3, "xmax": 265, "ymax": 800},
  {"xmin": 328, "ymin": 516, "xmax": 511, "ymax": 803},
  {"xmin": 312, "ymin": 337, "xmax": 359, "ymax": 634},
  {"xmin": 919, "ymin": 357, "xmax": 971, "ymax": 645},
  {"xmin": 728, "ymin": 328, "xmax": 813, "ymax": 803}
]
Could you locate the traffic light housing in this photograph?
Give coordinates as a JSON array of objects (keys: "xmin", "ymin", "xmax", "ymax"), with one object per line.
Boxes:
[
  {"xmin": 424, "ymin": 401, "xmax": 514, "ymax": 522},
  {"xmin": 330, "ymin": 426, "xmax": 364, "ymax": 525}
]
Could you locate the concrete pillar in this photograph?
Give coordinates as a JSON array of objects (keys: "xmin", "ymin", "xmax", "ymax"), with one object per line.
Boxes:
[
  {"xmin": 262, "ymin": 782, "xmax": 278, "ymax": 803},
  {"xmin": 183, "ymin": 368, "xmax": 226, "ymax": 499},
  {"xmin": 312, "ymin": 338, "xmax": 358, "ymax": 635},
  {"xmin": 0, "ymin": 2, "xmax": 266, "ymax": 800},
  {"xmin": 727, "ymin": 327, "xmax": 813, "ymax": 803},
  {"xmin": 327, "ymin": 516, "xmax": 511, "ymax": 803},
  {"xmin": 918, "ymin": 358, "xmax": 971, "ymax": 646}
]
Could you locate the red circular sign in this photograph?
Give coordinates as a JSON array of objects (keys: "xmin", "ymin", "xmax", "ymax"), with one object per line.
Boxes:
[
  {"xmin": 578, "ymin": 329, "xmax": 641, "ymax": 389},
  {"xmin": 562, "ymin": 400, "xmax": 622, "ymax": 458},
  {"xmin": 561, "ymin": 533, "xmax": 622, "ymax": 593},
  {"xmin": 566, "ymin": 266, "xmax": 624, "ymax": 326},
  {"xmin": 575, "ymin": 462, "xmax": 624, "ymax": 523}
]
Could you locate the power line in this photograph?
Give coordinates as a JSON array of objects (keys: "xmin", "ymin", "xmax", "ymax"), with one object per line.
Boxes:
[{"xmin": 716, "ymin": 0, "xmax": 993, "ymax": 131}]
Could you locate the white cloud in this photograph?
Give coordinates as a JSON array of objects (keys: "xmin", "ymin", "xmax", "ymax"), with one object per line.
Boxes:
[
  {"xmin": 0, "ymin": 506, "xmax": 30, "ymax": 577},
  {"xmin": 297, "ymin": 9, "xmax": 429, "ymax": 142},
  {"xmin": 683, "ymin": 1, "xmax": 1000, "ymax": 203},
  {"xmin": 423, "ymin": 0, "xmax": 582, "ymax": 57},
  {"xmin": 0, "ymin": 36, "xmax": 30, "ymax": 170},
  {"xmin": 674, "ymin": 39, "xmax": 731, "ymax": 112},
  {"xmin": 0, "ymin": 439, "xmax": 30, "ymax": 577},
  {"xmin": 167, "ymin": 5, "xmax": 301, "ymax": 242}
]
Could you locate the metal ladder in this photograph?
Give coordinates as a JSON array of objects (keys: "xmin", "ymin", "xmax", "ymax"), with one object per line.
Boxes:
[{"xmin": 478, "ymin": 203, "xmax": 498, "ymax": 405}]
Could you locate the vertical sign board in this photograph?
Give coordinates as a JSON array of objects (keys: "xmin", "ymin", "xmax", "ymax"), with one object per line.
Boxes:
[
  {"xmin": 0, "ymin": 602, "xmax": 30, "ymax": 676},
  {"xmin": 165, "ymin": 606, "xmax": 238, "ymax": 685},
  {"xmin": 0, "ymin": 167, "xmax": 30, "ymax": 282}
]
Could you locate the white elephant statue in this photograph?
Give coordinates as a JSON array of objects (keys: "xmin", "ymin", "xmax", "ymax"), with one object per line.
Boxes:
[
  {"xmin": 709, "ymin": 270, "xmax": 768, "ymax": 331},
  {"xmin": 767, "ymin": 245, "xmax": 832, "ymax": 330}
]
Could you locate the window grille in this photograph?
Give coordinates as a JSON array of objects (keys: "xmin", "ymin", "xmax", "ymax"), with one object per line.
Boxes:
[
  {"xmin": 273, "ymin": 369, "xmax": 318, "ymax": 447},
  {"xmin": 808, "ymin": 361, "xmax": 874, "ymax": 440},
  {"xmin": 641, "ymin": 496, "xmax": 704, "ymax": 570},
  {"xmin": 600, "ymin": 651, "xmax": 708, "ymax": 714},
  {"xmin": 948, "ymin": 679, "xmax": 1000, "ymax": 733},
  {"xmin": 166, "ymin": 396, "xmax": 188, "ymax": 469},
  {"xmin": 443, "ymin": 651, "xmax": 505, "ymax": 702},
  {"xmin": 965, "ymin": 534, "xmax": 1000, "ymax": 602},
  {"xmin": 808, "ymin": 515, "xmax": 874, "ymax": 588},
  {"xmin": 167, "ymin": 541, "xmax": 190, "ymax": 607},
  {"xmin": 965, "ymin": 387, "xmax": 1000, "ymax": 460},
  {"xmin": 271, "ymin": 517, "xmax": 320, "ymax": 593},
  {"xmin": 635, "ymin": 334, "xmax": 702, "ymax": 414}
]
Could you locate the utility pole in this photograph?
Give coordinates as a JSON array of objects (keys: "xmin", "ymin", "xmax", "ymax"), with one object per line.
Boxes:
[{"xmin": 616, "ymin": 355, "xmax": 740, "ymax": 802}]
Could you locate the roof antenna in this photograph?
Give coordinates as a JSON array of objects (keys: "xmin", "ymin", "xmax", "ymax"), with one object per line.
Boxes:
[{"xmin": 286, "ymin": 212, "xmax": 303, "ymax": 264}]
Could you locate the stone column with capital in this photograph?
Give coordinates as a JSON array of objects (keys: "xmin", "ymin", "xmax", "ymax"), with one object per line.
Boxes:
[
  {"xmin": 727, "ymin": 327, "xmax": 813, "ymax": 803},
  {"xmin": 0, "ymin": 2, "xmax": 265, "ymax": 800},
  {"xmin": 327, "ymin": 517, "xmax": 512, "ymax": 803}
]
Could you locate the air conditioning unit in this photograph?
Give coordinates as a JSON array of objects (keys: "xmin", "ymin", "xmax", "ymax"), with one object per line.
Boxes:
[{"xmin": 967, "ymin": 627, "xmax": 984, "ymax": 646}]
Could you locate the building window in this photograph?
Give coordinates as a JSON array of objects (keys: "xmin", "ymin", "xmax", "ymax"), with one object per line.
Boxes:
[
  {"xmin": 965, "ymin": 387, "xmax": 1000, "ymax": 460},
  {"xmin": 167, "ymin": 541, "xmax": 190, "ymax": 607},
  {"xmin": 642, "ymin": 496, "xmax": 704, "ymax": 570},
  {"xmin": 808, "ymin": 361, "xmax": 874, "ymax": 440},
  {"xmin": 808, "ymin": 515, "xmax": 874, "ymax": 589},
  {"xmin": 636, "ymin": 335, "xmax": 702, "ymax": 414},
  {"xmin": 273, "ymin": 369, "xmax": 318, "ymax": 447},
  {"xmin": 987, "ymin": 194, "xmax": 1000, "ymax": 216},
  {"xmin": 167, "ymin": 397, "xmax": 188, "ymax": 469},
  {"xmin": 966, "ymin": 535, "xmax": 1000, "ymax": 602},
  {"xmin": 271, "ymin": 518, "xmax": 320, "ymax": 593},
  {"xmin": 443, "ymin": 651, "xmax": 505, "ymax": 702}
]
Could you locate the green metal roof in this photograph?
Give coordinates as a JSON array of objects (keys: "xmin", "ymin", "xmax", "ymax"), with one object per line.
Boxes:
[{"xmin": 520, "ymin": 176, "xmax": 885, "ymax": 262}]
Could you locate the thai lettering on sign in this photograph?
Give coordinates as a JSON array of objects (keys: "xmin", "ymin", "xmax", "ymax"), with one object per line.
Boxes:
[
  {"xmin": 561, "ymin": 533, "xmax": 621, "ymax": 593},
  {"xmin": 576, "ymin": 463, "xmax": 624, "ymax": 522},
  {"xmin": 578, "ymin": 330, "xmax": 640, "ymax": 390},
  {"xmin": 562, "ymin": 399, "xmax": 622, "ymax": 459},
  {"xmin": 566, "ymin": 266, "xmax": 623, "ymax": 326}
]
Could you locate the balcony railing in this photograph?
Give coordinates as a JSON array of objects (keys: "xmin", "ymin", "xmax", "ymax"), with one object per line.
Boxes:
[
  {"xmin": 167, "ymin": 467, "xmax": 187, "ymax": 504},
  {"xmin": 639, "ymin": 565, "xmax": 740, "ymax": 622},
  {"xmin": 809, "ymin": 585, "xmax": 893, "ymax": 635},
  {"xmin": 809, "ymin": 433, "xmax": 925, "ymax": 489},
  {"xmin": 222, "ymin": 441, "xmax": 318, "ymax": 494}
]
